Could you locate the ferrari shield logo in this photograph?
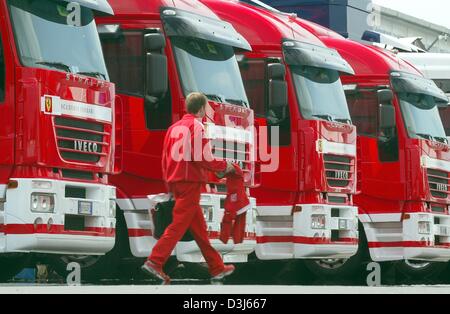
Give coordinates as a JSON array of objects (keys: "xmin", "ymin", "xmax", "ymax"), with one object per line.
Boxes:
[{"xmin": 45, "ymin": 96, "xmax": 52, "ymax": 113}]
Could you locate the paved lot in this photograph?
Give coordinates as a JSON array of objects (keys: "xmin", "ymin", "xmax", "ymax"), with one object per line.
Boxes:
[{"xmin": 2, "ymin": 284, "xmax": 450, "ymax": 294}]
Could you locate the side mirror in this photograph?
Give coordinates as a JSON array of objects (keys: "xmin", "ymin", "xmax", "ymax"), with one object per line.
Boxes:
[
  {"xmin": 145, "ymin": 33, "xmax": 168, "ymax": 102},
  {"xmin": 379, "ymin": 104, "xmax": 396, "ymax": 130},
  {"xmin": 267, "ymin": 64, "xmax": 288, "ymax": 114},
  {"xmin": 144, "ymin": 33, "xmax": 166, "ymax": 52},
  {"xmin": 377, "ymin": 89, "xmax": 393, "ymax": 104}
]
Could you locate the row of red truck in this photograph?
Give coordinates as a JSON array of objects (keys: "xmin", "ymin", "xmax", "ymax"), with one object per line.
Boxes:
[{"xmin": 0, "ymin": 0, "xmax": 449, "ymax": 283}]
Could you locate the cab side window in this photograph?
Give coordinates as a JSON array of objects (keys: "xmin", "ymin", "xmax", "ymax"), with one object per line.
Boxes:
[
  {"xmin": 239, "ymin": 58, "xmax": 291, "ymax": 146},
  {"xmin": 346, "ymin": 91, "xmax": 379, "ymax": 137},
  {"xmin": 101, "ymin": 31, "xmax": 144, "ymax": 97},
  {"xmin": 347, "ymin": 90, "xmax": 398, "ymax": 162},
  {"xmin": 239, "ymin": 59, "xmax": 266, "ymax": 117},
  {"xmin": 100, "ymin": 30, "xmax": 171, "ymax": 130}
]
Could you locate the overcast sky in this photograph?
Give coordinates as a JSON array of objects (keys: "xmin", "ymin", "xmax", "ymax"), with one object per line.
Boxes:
[{"xmin": 372, "ymin": 0, "xmax": 450, "ymax": 29}]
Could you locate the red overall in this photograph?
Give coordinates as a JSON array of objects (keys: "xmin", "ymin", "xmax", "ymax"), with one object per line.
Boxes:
[
  {"xmin": 149, "ymin": 114, "xmax": 227, "ymax": 276},
  {"xmin": 220, "ymin": 164, "xmax": 251, "ymax": 244}
]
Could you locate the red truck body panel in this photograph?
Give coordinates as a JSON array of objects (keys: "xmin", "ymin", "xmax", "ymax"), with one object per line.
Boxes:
[
  {"xmin": 201, "ymin": 0, "xmax": 359, "ymax": 260},
  {"xmin": 296, "ymin": 17, "xmax": 450, "ymax": 261},
  {"xmin": 96, "ymin": 0, "xmax": 257, "ymax": 262},
  {"xmin": 0, "ymin": 0, "xmax": 116, "ymax": 255}
]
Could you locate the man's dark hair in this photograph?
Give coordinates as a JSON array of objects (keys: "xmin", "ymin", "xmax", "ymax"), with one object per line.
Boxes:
[{"xmin": 186, "ymin": 92, "xmax": 207, "ymax": 114}]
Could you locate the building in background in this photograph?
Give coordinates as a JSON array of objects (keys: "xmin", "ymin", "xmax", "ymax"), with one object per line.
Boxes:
[
  {"xmin": 373, "ymin": 6, "xmax": 450, "ymax": 53},
  {"xmin": 262, "ymin": 0, "xmax": 371, "ymax": 41},
  {"xmin": 262, "ymin": 0, "xmax": 450, "ymax": 52}
]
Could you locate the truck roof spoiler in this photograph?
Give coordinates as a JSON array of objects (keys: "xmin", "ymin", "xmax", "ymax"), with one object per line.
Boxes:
[
  {"xmin": 160, "ymin": 7, "xmax": 251, "ymax": 51},
  {"xmin": 391, "ymin": 71, "xmax": 449, "ymax": 105},
  {"xmin": 282, "ymin": 39, "xmax": 355, "ymax": 75},
  {"xmin": 61, "ymin": 0, "xmax": 114, "ymax": 15}
]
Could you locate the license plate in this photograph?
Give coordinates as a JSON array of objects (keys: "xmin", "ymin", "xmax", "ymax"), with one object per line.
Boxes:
[
  {"xmin": 78, "ymin": 201, "xmax": 93, "ymax": 215},
  {"xmin": 338, "ymin": 219, "xmax": 348, "ymax": 230}
]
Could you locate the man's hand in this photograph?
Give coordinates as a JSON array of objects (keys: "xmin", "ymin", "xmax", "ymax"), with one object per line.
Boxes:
[
  {"xmin": 216, "ymin": 162, "xmax": 235, "ymax": 179},
  {"xmin": 224, "ymin": 162, "xmax": 236, "ymax": 175}
]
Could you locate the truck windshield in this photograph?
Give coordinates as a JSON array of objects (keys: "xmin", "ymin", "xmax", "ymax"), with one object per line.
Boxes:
[
  {"xmin": 172, "ymin": 36, "xmax": 249, "ymax": 106},
  {"xmin": 292, "ymin": 65, "xmax": 352, "ymax": 124},
  {"xmin": 399, "ymin": 93, "xmax": 447, "ymax": 143},
  {"xmin": 8, "ymin": 0, "xmax": 108, "ymax": 79}
]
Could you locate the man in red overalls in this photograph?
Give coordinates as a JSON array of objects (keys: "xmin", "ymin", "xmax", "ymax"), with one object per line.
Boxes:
[{"xmin": 142, "ymin": 93, "xmax": 235, "ymax": 283}]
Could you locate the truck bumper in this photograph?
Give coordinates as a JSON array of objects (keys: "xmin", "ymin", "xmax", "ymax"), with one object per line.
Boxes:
[
  {"xmin": 0, "ymin": 178, "xmax": 116, "ymax": 255},
  {"xmin": 127, "ymin": 193, "xmax": 257, "ymax": 263},
  {"xmin": 256, "ymin": 204, "xmax": 359, "ymax": 260},
  {"xmin": 404, "ymin": 212, "xmax": 450, "ymax": 261},
  {"xmin": 364, "ymin": 212, "xmax": 450, "ymax": 262}
]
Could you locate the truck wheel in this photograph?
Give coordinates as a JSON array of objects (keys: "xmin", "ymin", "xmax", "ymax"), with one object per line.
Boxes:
[
  {"xmin": 394, "ymin": 260, "xmax": 447, "ymax": 284},
  {"xmin": 303, "ymin": 225, "xmax": 369, "ymax": 284},
  {"xmin": 0, "ymin": 255, "xmax": 29, "ymax": 282},
  {"xmin": 48, "ymin": 207, "xmax": 126, "ymax": 283}
]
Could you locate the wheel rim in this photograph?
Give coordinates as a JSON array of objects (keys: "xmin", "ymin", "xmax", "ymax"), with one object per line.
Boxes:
[
  {"xmin": 404, "ymin": 260, "xmax": 430, "ymax": 270},
  {"xmin": 314, "ymin": 258, "xmax": 348, "ymax": 270}
]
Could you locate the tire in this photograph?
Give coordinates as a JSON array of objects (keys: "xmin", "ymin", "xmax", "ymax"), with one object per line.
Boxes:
[
  {"xmin": 394, "ymin": 260, "xmax": 448, "ymax": 284},
  {"xmin": 0, "ymin": 254, "xmax": 29, "ymax": 282},
  {"xmin": 48, "ymin": 207, "xmax": 126, "ymax": 283},
  {"xmin": 303, "ymin": 224, "xmax": 370, "ymax": 284}
]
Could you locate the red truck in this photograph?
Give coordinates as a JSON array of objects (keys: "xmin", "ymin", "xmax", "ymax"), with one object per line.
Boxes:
[
  {"xmin": 201, "ymin": 0, "xmax": 359, "ymax": 268},
  {"xmin": 290, "ymin": 20, "xmax": 450, "ymax": 281},
  {"xmin": 0, "ymin": 0, "xmax": 117, "ymax": 281},
  {"xmin": 95, "ymin": 0, "xmax": 257, "ymax": 273}
]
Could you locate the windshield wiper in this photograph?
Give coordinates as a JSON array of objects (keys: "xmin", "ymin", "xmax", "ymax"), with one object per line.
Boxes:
[
  {"xmin": 334, "ymin": 118, "xmax": 352, "ymax": 125},
  {"xmin": 35, "ymin": 61, "xmax": 72, "ymax": 73},
  {"xmin": 312, "ymin": 114, "xmax": 334, "ymax": 122},
  {"xmin": 415, "ymin": 133, "xmax": 434, "ymax": 141},
  {"xmin": 433, "ymin": 136, "xmax": 449, "ymax": 144},
  {"xmin": 205, "ymin": 94, "xmax": 225, "ymax": 103},
  {"xmin": 77, "ymin": 71, "xmax": 107, "ymax": 80},
  {"xmin": 225, "ymin": 98, "xmax": 248, "ymax": 107}
]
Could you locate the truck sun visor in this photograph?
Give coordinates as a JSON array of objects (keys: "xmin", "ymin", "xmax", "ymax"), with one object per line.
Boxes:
[
  {"xmin": 282, "ymin": 40, "xmax": 355, "ymax": 75},
  {"xmin": 160, "ymin": 7, "xmax": 251, "ymax": 51},
  {"xmin": 60, "ymin": 0, "xmax": 114, "ymax": 15},
  {"xmin": 391, "ymin": 72, "xmax": 449, "ymax": 105}
]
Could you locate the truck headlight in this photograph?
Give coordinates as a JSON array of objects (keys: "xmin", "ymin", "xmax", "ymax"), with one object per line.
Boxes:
[
  {"xmin": 109, "ymin": 200, "xmax": 116, "ymax": 218},
  {"xmin": 418, "ymin": 221, "xmax": 431, "ymax": 235},
  {"xmin": 30, "ymin": 193, "xmax": 55, "ymax": 213},
  {"xmin": 311, "ymin": 214, "xmax": 326, "ymax": 230}
]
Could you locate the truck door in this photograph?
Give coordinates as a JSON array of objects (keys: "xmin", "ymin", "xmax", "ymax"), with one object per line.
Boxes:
[
  {"xmin": 100, "ymin": 27, "xmax": 172, "ymax": 192},
  {"xmin": 239, "ymin": 57, "xmax": 298, "ymax": 205},
  {"xmin": 346, "ymin": 88, "xmax": 404, "ymax": 206}
]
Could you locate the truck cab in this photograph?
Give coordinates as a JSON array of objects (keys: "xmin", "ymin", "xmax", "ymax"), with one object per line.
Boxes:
[
  {"xmin": 313, "ymin": 35, "xmax": 450, "ymax": 280},
  {"xmin": 0, "ymin": 0, "xmax": 117, "ymax": 280},
  {"xmin": 95, "ymin": 0, "xmax": 257, "ymax": 267},
  {"xmin": 201, "ymin": 0, "xmax": 359, "ymax": 263},
  {"xmin": 398, "ymin": 53, "xmax": 450, "ymax": 139}
]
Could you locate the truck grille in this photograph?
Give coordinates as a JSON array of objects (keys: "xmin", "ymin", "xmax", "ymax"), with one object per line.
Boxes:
[
  {"xmin": 54, "ymin": 117, "xmax": 108, "ymax": 163},
  {"xmin": 324, "ymin": 154, "xmax": 353, "ymax": 188},
  {"xmin": 211, "ymin": 139, "xmax": 251, "ymax": 172},
  {"xmin": 427, "ymin": 169, "xmax": 449, "ymax": 199}
]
